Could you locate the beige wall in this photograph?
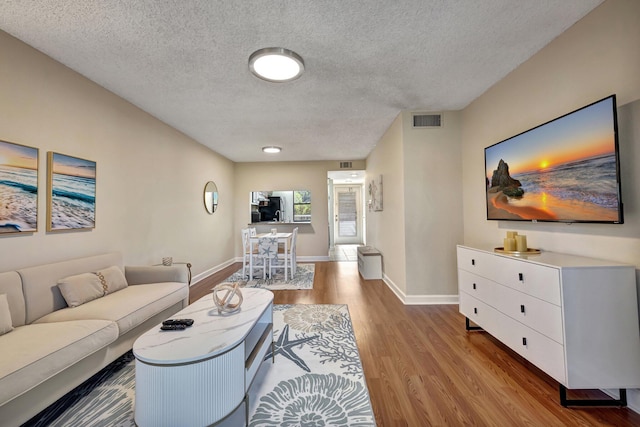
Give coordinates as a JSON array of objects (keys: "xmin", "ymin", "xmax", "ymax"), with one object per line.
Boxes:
[
  {"xmin": 402, "ymin": 111, "xmax": 463, "ymax": 299},
  {"xmin": 366, "ymin": 111, "xmax": 464, "ymax": 301},
  {"xmin": 461, "ymin": 0, "xmax": 640, "ymax": 260},
  {"xmin": 366, "ymin": 115, "xmax": 407, "ymax": 294},
  {"xmin": 460, "ymin": 0, "xmax": 640, "ymax": 408},
  {"xmin": 0, "ymin": 31, "xmax": 236, "ymax": 279},
  {"xmin": 234, "ymin": 160, "xmax": 365, "ymax": 259}
]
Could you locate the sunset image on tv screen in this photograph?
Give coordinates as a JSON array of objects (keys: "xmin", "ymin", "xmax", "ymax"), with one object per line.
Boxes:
[{"xmin": 485, "ymin": 96, "xmax": 621, "ymax": 223}]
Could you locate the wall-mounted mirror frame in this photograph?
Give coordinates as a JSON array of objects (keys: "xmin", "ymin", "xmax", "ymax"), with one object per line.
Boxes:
[
  {"xmin": 204, "ymin": 181, "xmax": 219, "ymax": 214},
  {"xmin": 250, "ymin": 190, "xmax": 311, "ymax": 224}
]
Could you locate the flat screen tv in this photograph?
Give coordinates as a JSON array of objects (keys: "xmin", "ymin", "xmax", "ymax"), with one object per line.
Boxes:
[{"xmin": 485, "ymin": 94, "xmax": 623, "ymax": 223}]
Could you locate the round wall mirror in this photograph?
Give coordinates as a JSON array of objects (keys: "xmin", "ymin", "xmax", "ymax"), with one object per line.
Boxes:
[{"xmin": 204, "ymin": 181, "xmax": 218, "ymax": 214}]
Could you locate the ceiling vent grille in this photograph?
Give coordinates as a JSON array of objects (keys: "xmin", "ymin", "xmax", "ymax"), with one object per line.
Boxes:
[
  {"xmin": 413, "ymin": 113, "xmax": 442, "ymax": 128},
  {"xmin": 339, "ymin": 161, "xmax": 353, "ymax": 169}
]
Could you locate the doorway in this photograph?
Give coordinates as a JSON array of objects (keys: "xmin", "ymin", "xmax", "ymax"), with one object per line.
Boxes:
[
  {"xmin": 327, "ymin": 170, "xmax": 365, "ymax": 258},
  {"xmin": 334, "ymin": 185, "xmax": 362, "ymax": 244}
]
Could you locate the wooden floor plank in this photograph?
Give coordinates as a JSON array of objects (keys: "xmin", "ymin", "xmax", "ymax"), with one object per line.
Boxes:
[{"xmin": 190, "ymin": 261, "xmax": 640, "ymax": 426}]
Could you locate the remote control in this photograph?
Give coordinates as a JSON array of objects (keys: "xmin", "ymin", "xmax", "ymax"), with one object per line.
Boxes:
[
  {"xmin": 160, "ymin": 324, "xmax": 187, "ymax": 331},
  {"xmin": 162, "ymin": 319, "xmax": 194, "ymax": 327}
]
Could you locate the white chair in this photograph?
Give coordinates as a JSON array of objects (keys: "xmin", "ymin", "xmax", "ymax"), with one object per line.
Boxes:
[
  {"xmin": 278, "ymin": 227, "xmax": 298, "ymax": 278},
  {"xmin": 242, "ymin": 228, "xmax": 258, "ymax": 279},
  {"xmin": 256, "ymin": 236, "xmax": 286, "ymax": 280}
]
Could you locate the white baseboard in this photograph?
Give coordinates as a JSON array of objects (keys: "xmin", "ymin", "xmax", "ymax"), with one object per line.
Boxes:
[
  {"xmin": 382, "ymin": 274, "xmax": 459, "ymax": 305},
  {"xmin": 190, "ymin": 258, "xmax": 237, "ymax": 285},
  {"xmin": 298, "ymin": 256, "xmax": 330, "ymax": 262}
]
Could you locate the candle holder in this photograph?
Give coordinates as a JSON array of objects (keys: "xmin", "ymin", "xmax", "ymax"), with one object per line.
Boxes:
[{"xmin": 494, "ymin": 247, "xmax": 541, "ymax": 255}]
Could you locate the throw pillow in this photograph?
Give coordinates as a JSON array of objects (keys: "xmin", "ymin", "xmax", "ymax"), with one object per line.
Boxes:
[
  {"xmin": 0, "ymin": 294, "xmax": 15, "ymax": 335},
  {"xmin": 96, "ymin": 265, "xmax": 128, "ymax": 294},
  {"xmin": 57, "ymin": 273, "xmax": 105, "ymax": 308}
]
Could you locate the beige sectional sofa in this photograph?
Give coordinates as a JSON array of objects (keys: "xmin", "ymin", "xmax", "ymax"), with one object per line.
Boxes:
[{"xmin": 0, "ymin": 252, "xmax": 189, "ymax": 426}]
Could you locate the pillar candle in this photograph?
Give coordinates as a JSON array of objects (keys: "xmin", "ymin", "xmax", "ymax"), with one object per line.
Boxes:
[
  {"xmin": 516, "ymin": 235, "xmax": 527, "ymax": 252},
  {"xmin": 506, "ymin": 231, "xmax": 518, "ymax": 239},
  {"xmin": 504, "ymin": 237, "xmax": 516, "ymax": 251}
]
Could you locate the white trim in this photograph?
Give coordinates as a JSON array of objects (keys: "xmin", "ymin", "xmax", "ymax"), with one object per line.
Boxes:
[
  {"xmin": 382, "ymin": 273, "xmax": 459, "ymax": 305},
  {"xmin": 297, "ymin": 255, "xmax": 330, "ymax": 262},
  {"xmin": 190, "ymin": 258, "xmax": 237, "ymax": 286}
]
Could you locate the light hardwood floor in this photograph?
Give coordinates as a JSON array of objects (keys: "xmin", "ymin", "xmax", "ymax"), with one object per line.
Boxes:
[{"xmin": 191, "ymin": 261, "xmax": 640, "ymax": 426}]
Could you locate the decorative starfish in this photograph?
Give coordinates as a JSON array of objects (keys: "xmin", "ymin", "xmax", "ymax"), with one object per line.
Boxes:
[{"xmin": 265, "ymin": 324, "xmax": 318, "ymax": 372}]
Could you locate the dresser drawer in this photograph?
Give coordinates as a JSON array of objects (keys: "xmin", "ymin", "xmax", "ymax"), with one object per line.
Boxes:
[
  {"xmin": 458, "ymin": 269, "xmax": 500, "ymax": 305},
  {"xmin": 458, "ymin": 246, "xmax": 561, "ymax": 306},
  {"xmin": 457, "ymin": 247, "xmax": 500, "ymax": 278},
  {"xmin": 461, "ymin": 292, "xmax": 566, "ymax": 384},
  {"xmin": 503, "ymin": 316, "xmax": 566, "ymax": 384},
  {"xmin": 460, "ymin": 269, "xmax": 563, "ymax": 344},
  {"xmin": 497, "ymin": 286, "xmax": 563, "ymax": 344},
  {"xmin": 496, "ymin": 259, "xmax": 561, "ymax": 306}
]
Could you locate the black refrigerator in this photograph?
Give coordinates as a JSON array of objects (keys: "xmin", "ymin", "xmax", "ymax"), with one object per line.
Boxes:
[{"xmin": 259, "ymin": 197, "xmax": 282, "ymax": 221}]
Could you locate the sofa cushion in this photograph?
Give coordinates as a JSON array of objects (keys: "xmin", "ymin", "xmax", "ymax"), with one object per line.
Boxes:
[
  {"xmin": 0, "ymin": 320, "xmax": 118, "ymax": 406},
  {"xmin": 57, "ymin": 266, "xmax": 130, "ymax": 308},
  {"xmin": 18, "ymin": 252, "xmax": 123, "ymax": 324},
  {"xmin": 34, "ymin": 282, "xmax": 188, "ymax": 336},
  {"xmin": 97, "ymin": 265, "xmax": 128, "ymax": 293},
  {"xmin": 0, "ymin": 294, "xmax": 13, "ymax": 335},
  {"xmin": 57, "ymin": 273, "xmax": 105, "ymax": 307},
  {"xmin": 0, "ymin": 271, "xmax": 26, "ymax": 327}
]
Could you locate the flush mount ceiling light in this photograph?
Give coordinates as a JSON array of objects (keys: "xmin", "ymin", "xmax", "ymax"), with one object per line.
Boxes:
[
  {"xmin": 249, "ymin": 47, "xmax": 304, "ymax": 82},
  {"xmin": 262, "ymin": 146, "xmax": 282, "ymax": 154}
]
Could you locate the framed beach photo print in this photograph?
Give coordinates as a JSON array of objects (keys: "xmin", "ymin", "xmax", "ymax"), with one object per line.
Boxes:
[
  {"xmin": 47, "ymin": 152, "xmax": 96, "ymax": 232},
  {"xmin": 0, "ymin": 140, "xmax": 39, "ymax": 234}
]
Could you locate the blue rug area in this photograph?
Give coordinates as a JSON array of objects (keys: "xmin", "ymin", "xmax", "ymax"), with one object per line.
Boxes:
[
  {"xmin": 223, "ymin": 263, "xmax": 315, "ymax": 290},
  {"xmin": 23, "ymin": 304, "xmax": 375, "ymax": 427}
]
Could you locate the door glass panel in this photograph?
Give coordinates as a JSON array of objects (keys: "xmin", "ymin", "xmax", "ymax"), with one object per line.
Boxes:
[{"xmin": 338, "ymin": 192, "xmax": 357, "ymax": 237}]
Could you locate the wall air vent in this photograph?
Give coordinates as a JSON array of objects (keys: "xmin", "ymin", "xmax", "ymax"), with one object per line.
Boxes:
[
  {"xmin": 413, "ymin": 113, "xmax": 442, "ymax": 128},
  {"xmin": 339, "ymin": 161, "xmax": 353, "ymax": 169}
]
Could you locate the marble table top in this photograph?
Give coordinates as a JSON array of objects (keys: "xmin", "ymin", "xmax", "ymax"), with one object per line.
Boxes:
[{"xmin": 133, "ymin": 288, "xmax": 273, "ymax": 365}]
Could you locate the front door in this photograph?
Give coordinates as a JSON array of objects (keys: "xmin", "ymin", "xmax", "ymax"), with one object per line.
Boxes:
[{"xmin": 334, "ymin": 185, "xmax": 363, "ymax": 245}]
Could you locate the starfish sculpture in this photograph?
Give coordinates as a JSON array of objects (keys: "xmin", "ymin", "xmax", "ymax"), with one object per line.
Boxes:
[{"xmin": 265, "ymin": 324, "xmax": 318, "ymax": 372}]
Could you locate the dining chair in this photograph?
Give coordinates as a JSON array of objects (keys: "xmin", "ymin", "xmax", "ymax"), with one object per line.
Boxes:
[
  {"xmin": 241, "ymin": 228, "xmax": 258, "ymax": 279},
  {"xmin": 256, "ymin": 236, "xmax": 285, "ymax": 280},
  {"xmin": 278, "ymin": 227, "xmax": 298, "ymax": 278}
]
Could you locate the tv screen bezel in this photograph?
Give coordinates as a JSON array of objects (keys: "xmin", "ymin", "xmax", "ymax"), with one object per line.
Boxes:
[{"xmin": 484, "ymin": 94, "xmax": 623, "ymax": 224}]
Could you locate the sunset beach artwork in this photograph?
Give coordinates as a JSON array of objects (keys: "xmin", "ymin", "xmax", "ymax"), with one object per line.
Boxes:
[
  {"xmin": 485, "ymin": 96, "xmax": 622, "ymax": 223},
  {"xmin": 47, "ymin": 152, "xmax": 96, "ymax": 231},
  {"xmin": 0, "ymin": 140, "xmax": 39, "ymax": 234}
]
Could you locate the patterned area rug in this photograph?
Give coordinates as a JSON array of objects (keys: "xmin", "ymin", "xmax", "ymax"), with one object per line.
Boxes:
[
  {"xmin": 23, "ymin": 304, "xmax": 375, "ymax": 427},
  {"xmin": 222, "ymin": 263, "xmax": 315, "ymax": 290}
]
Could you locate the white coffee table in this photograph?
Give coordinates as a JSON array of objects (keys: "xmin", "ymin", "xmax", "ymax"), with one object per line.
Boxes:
[{"xmin": 133, "ymin": 288, "xmax": 273, "ymax": 427}]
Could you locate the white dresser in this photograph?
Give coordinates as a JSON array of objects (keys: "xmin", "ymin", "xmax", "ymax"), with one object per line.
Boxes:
[{"xmin": 457, "ymin": 245, "xmax": 640, "ymax": 406}]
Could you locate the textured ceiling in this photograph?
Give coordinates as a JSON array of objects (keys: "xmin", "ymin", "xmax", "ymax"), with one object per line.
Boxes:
[{"xmin": 0, "ymin": 1, "xmax": 603, "ymax": 162}]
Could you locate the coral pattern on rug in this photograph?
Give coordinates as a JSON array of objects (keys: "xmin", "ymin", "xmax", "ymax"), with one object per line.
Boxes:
[{"xmin": 23, "ymin": 304, "xmax": 375, "ymax": 427}]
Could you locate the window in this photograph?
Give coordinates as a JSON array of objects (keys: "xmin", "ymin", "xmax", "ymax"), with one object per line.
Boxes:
[{"xmin": 293, "ymin": 190, "xmax": 311, "ymax": 222}]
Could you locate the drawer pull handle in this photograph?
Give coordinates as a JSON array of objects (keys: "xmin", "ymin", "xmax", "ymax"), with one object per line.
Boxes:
[
  {"xmin": 473, "ymin": 307, "xmax": 477, "ymax": 314},
  {"xmin": 518, "ymin": 273, "xmax": 524, "ymax": 281},
  {"xmin": 472, "ymin": 283, "xmax": 476, "ymax": 290},
  {"xmin": 520, "ymin": 305, "xmax": 525, "ymax": 313},
  {"xmin": 522, "ymin": 337, "xmax": 527, "ymax": 346},
  {"xmin": 471, "ymin": 259, "xmax": 475, "ymax": 266}
]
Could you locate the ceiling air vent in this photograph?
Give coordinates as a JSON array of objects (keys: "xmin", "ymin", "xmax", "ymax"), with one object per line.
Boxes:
[
  {"xmin": 413, "ymin": 113, "xmax": 442, "ymax": 128},
  {"xmin": 339, "ymin": 161, "xmax": 353, "ymax": 169}
]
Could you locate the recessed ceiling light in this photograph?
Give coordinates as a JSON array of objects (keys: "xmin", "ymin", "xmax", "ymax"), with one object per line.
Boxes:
[
  {"xmin": 262, "ymin": 146, "xmax": 282, "ymax": 154},
  {"xmin": 249, "ymin": 47, "xmax": 304, "ymax": 82}
]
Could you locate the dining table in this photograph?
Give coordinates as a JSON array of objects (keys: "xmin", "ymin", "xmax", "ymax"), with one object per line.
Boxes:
[{"xmin": 249, "ymin": 232, "xmax": 293, "ymax": 280}]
